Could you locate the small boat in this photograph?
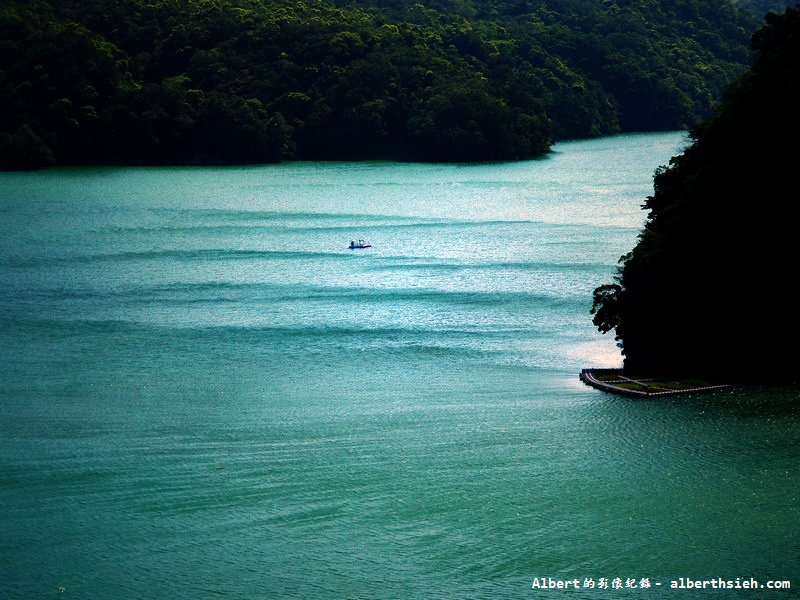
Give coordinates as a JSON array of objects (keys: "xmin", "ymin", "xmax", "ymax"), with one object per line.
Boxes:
[{"xmin": 348, "ymin": 239, "xmax": 372, "ymax": 249}]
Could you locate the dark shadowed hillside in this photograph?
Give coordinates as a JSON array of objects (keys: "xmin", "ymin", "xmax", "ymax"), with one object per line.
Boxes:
[{"xmin": 591, "ymin": 5, "xmax": 800, "ymax": 383}]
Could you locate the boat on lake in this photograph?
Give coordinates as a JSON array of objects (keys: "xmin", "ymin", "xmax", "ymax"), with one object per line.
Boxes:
[{"xmin": 349, "ymin": 239, "xmax": 371, "ymax": 249}]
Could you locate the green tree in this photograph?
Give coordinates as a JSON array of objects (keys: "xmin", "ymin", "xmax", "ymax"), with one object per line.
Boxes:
[
  {"xmin": 0, "ymin": 125, "xmax": 56, "ymax": 169},
  {"xmin": 0, "ymin": 0, "xmax": 765, "ymax": 168},
  {"xmin": 591, "ymin": 6, "xmax": 800, "ymax": 382}
]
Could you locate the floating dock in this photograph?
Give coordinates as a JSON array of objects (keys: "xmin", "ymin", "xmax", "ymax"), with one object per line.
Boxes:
[{"xmin": 580, "ymin": 368, "xmax": 732, "ymax": 398}]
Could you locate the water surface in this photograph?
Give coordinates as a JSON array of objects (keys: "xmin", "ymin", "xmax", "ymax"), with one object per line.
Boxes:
[{"xmin": 1, "ymin": 132, "xmax": 797, "ymax": 599}]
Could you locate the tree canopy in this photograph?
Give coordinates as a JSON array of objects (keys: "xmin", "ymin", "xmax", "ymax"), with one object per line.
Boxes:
[
  {"xmin": 591, "ymin": 5, "xmax": 800, "ymax": 383},
  {"xmin": 0, "ymin": 0, "xmax": 765, "ymax": 168}
]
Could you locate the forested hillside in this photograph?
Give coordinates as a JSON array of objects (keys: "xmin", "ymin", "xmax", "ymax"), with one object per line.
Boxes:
[
  {"xmin": 1, "ymin": 0, "xmax": 761, "ymax": 168},
  {"xmin": 737, "ymin": 0, "xmax": 796, "ymax": 17},
  {"xmin": 591, "ymin": 6, "xmax": 800, "ymax": 383}
]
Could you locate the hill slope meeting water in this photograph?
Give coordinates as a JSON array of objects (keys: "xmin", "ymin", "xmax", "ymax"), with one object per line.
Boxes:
[
  {"xmin": 590, "ymin": 5, "xmax": 800, "ymax": 385},
  {"xmin": 0, "ymin": 0, "xmax": 786, "ymax": 168}
]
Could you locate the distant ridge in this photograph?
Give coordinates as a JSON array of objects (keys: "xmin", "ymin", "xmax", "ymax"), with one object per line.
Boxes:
[{"xmin": 1, "ymin": 0, "xmax": 761, "ymax": 168}]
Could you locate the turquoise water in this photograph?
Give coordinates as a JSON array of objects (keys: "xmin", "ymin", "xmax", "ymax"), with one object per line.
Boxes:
[{"xmin": 1, "ymin": 132, "xmax": 798, "ymax": 599}]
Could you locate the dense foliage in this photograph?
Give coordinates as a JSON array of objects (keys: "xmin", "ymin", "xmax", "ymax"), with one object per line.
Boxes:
[
  {"xmin": 591, "ymin": 5, "xmax": 800, "ymax": 383},
  {"xmin": 0, "ymin": 0, "xmax": 761, "ymax": 168}
]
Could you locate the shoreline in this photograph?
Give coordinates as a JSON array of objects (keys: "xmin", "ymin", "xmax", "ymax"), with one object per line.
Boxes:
[{"xmin": 580, "ymin": 368, "xmax": 732, "ymax": 398}]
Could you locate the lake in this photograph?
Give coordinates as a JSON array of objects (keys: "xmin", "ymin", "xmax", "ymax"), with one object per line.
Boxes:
[{"xmin": 1, "ymin": 132, "xmax": 797, "ymax": 599}]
